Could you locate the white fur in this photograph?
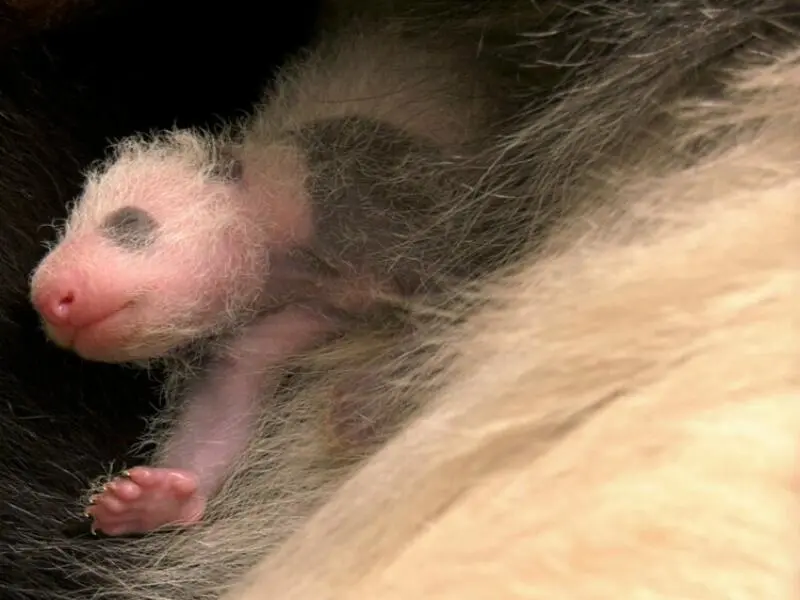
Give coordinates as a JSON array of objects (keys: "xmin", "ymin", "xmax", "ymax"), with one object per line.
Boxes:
[
  {"xmin": 47, "ymin": 8, "xmax": 800, "ymax": 600},
  {"xmin": 219, "ymin": 43, "xmax": 800, "ymax": 600}
]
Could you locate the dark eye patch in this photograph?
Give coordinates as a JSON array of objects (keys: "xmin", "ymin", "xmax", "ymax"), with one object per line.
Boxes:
[{"xmin": 100, "ymin": 205, "xmax": 158, "ymax": 250}]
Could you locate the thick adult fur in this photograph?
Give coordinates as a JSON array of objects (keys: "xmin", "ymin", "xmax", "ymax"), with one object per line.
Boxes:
[
  {"xmin": 38, "ymin": 4, "xmax": 795, "ymax": 600},
  {"xmin": 8, "ymin": 2, "xmax": 800, "ymax": 600},
  {"xmin": 19, "ymin": 12, "xmax": 535, "ymax": 540},
  {"xmin": 0, "ymin": 3, "xmax": 316, "ymax": 599},
  {"xmin": 222, "ymin": 41, "xmax": 800, "ymax": 600},
  {"xmin": 0, "ymin": 0, "xmax": 91, "ymax": 47}
]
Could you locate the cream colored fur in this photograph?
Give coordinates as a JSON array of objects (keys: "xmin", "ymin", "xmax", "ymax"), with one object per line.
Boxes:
[{"xmin": 218, "ymin": 47, "xmax": 800, "ymax": 600}]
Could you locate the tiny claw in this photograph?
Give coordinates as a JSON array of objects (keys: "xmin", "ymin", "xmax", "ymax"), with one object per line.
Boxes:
[
  {"xmin": 120, "ymin": 469, "xmax": 131, "ymax": 478},
  {"xmin": 88, "ymin": 495, "xmax": 97, "ymax": 505}
]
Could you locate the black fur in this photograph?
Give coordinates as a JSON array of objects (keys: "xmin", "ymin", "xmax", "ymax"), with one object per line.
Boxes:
[
  {"xmin": 481, "ymin": 1, "xmax": 800, "ymax": 247},
  {"xmin": 5, "ymin": 2, "xmax": 800, "ymax": 600},
  {"xmin": 0, "ymin": 1, "xmax": 318, "ymax": 598},
  {"xmin": 299, "ymin": 115, "xmax": 461, "ymax": 294}
]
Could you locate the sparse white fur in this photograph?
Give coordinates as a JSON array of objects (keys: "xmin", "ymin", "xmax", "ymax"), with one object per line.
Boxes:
[
  {"xmin": 32, "ymin": 17, "xmax": 511, "ymax": 361},
  {"xmin": 215, "ymin": 46, "xmax": 800, "ymax": 600},
  {"xmin": 24, "ymin": 3, "xmax": 799, "ymax": 598},
  {"xmin": 249, "ymin": 24, "xmax": 502, "ymax": 150},
  {"xmin": 83, "ymin": 36, "xmax": 800, "ymax": 600},
  {"xmin": 27, "ymin": 10, "xmax": 524, "ymax": 540},
  {"xmin": 205, "ymin": 43, "xmax": 800, "ymax": 600}
]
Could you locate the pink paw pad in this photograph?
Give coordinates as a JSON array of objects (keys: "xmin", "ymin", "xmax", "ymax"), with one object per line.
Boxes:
[{"xmin": 85, "ymin": 466, "xmax": 206, "ymax": 536}]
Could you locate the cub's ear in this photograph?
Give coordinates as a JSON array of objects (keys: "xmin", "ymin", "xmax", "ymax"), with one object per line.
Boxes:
[{"xmin": 209, "ymin": 144, "xmax": 243, "ymax": 182}]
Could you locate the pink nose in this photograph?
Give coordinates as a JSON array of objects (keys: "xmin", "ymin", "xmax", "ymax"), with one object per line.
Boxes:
[
  {"xmin": 33, "ymin": 287, "xmax": 77, "ymax": 327},
  {"xmin": 31, "ymin": 274, "xmax": 126, "ymax": 331}
]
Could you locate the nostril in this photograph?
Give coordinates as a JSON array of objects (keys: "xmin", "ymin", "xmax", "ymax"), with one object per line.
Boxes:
[
  {"xmin": 53, "ymin": 292, "xmax": 75, "ymax": 320},
  {"xmin": 32, "ymin": 277, "xmax": 130, "ymax": 331},
  {"xmin": 35, "ymin": 289, "xmax": 76, "ymax": 325}
]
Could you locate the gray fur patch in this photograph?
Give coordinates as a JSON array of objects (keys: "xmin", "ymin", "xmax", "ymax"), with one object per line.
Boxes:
[
  {"xmin": 100, "ymin": 206, "xmax": 158, "ymax": 250},
  {"xmin": 209, "ymin": 145, "xmax": 244, "ymax": 182}
]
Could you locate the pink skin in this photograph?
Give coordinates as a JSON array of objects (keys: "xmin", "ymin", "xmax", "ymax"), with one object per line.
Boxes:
[
  {"xmin": 85, "ymin": 306, "xmax": 337, "ymax": 536},
  {"xmin": 28, "ymin": 153, "xmax": 334, "ymax": 535},
  {"xmin": 29, "ymin": 154, "xmax": 313, "ymax": 362},
  {"xmin": 29, "ymin": 229, "xmax": 239, "ymax": 362}
]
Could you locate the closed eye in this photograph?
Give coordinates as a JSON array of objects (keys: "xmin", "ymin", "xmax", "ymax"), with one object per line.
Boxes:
[{"xmin": 100, "ymin": 205, "xmax": 159, "ymax": 250}]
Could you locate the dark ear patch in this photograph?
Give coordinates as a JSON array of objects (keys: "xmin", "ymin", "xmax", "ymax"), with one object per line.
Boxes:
[
  {"xmin": 209, "ymin": 145, "xmax": 243, "ymax": 182},
  {"xmin": 100, "ymin": 206, "xmax": 158, "ymax": 250}
]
